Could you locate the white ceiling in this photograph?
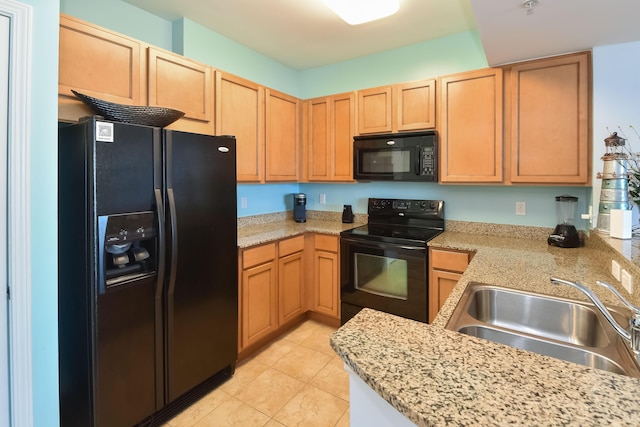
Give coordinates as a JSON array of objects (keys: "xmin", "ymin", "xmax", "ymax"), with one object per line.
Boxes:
[{"xmin": 123, "ymin": 0, "xmax": 640, "ymax": 70}]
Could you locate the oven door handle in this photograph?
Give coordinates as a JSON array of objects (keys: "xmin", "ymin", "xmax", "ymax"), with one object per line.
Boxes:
[{"xmin": 341, "ymin": 237, "xmax": 426, "ymax": 252}]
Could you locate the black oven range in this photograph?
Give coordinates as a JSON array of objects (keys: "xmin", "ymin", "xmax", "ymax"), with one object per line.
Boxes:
[{"xmin": 340, "ymin": 198, "xmax": 444, "ymax": 324}]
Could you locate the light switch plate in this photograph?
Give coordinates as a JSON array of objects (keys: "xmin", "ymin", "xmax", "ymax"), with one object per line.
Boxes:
[
  {"xmin": 622, "ymin": 269, "xmax": 633, "ymax": 294},
  {"xmin": 612, "ymin": 260, "xmax": 621, "ymax": 281}
]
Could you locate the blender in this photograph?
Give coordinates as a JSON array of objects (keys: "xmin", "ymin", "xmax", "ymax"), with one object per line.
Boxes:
[{"xmin": 548, "ymin": 195, "xmax": 581, "ymax": 248}]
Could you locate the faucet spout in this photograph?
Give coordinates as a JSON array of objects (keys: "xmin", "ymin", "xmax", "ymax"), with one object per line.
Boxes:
[{"xmin": 550, "ymin": 277, "xmax": 632, "ymax": 341}]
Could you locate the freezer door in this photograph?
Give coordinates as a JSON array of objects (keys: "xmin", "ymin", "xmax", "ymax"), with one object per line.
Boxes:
[{"xmin": 164, "ymin": 130, "xmax": 238, "ymax": 402}]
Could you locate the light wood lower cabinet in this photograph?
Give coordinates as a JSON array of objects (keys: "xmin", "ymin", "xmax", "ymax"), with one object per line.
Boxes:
[
  {"xmin": 428, "ymin": 247, "xmax": 472, "ymax": 323},
  {"xmin": 239, "ymin": 235, "xmax": 306, "ymax": 354},
  {"xmin": 278, "ymin": 236, "xmax": 306, "ymax": 324},
  {"xmin": 312, "ymin": 234, "xmax": 340, "ymax": 319},
  {"xmin": 239, "ymin": 233, "xmax": 340, "ymax": 356},
  {"xmin": 240, "ymin": 243, "xmax": 278, "ymax": 350}
]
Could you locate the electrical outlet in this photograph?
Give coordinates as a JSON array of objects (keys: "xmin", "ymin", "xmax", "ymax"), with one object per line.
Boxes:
[
  {"xmin": 612, "ymin": 260, "xmax": 621, "ymax": 281},
  {"xmin": 622, "ymin": 269, "xmax": 633, "ymax": 294},
  {"xmin": 516, "ymin": 201, "xmax": 526, "ymax": 216},
  {"xmin": 241, "ymin": 197, "xmax": 247, "ymax": 209},
  {"xmin": 319, "ymin": 193, "xmax": 326, "ymax": 204}
]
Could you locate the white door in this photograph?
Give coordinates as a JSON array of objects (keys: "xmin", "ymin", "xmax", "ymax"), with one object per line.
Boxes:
[{"xmin": 0, "ymin": 12, "xmax": 9, "ymax": 427}]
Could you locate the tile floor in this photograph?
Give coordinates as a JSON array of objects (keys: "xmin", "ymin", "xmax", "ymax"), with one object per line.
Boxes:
[{"xmin": 165, "ymin": 320, "xmax": 350, "ymax": 427}]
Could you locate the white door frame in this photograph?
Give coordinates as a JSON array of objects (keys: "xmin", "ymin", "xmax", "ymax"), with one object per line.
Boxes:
[{"xmin": 1, "ymin": 1, "xmax": 33, "ymax": 426}]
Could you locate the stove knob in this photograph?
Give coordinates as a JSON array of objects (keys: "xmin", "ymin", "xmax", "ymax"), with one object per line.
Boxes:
[{"xmin": 430, "ymin": 202, "xmax": 436, "ymax": 209}]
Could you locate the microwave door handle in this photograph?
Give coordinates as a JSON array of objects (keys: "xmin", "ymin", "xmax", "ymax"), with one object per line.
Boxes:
[{"xmin": 415, "ymin": 146, "xmax": 421, "ymax": 176}]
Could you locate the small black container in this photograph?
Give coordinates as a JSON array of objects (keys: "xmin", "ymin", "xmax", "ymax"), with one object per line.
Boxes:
[
  {"xmin": 342, "ymin": 204, "xmax": 354, "ymax": 223},
  {"xmin": 293, "ymin": 193, "xmax": 306, "ymax": 223}
]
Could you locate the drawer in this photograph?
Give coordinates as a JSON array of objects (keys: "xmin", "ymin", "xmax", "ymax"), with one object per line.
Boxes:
[
  {"xmin": 279, "ymin": 235, "xmax": 305, "ymax": 257},
  {"xmin": 430, "ymin": 248, "xmax": 470, "ymax": 273},
  {"xmin": 242, "ymin": 243, "xmax": 276, "ymax": 269},
  {"xmin": 315, "ymin": 234, "xmax": 338, "ymax": 252}
]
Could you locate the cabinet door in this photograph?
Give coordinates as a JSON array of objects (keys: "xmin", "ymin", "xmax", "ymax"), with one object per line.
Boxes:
[
  {"xmin": 147, "ymin": 47, "xmax": 214, "ymax": 135},
  {"xmin": 508, "ymin": 52, "xmax": 590, "ymax": 184},
  {"xmin": 307, "ymin": 97, "xmax": 331, "ymax": 181},
  {"xmin": 313, "ymin": 235, "xmax": 339, "ymax": 319},
  {"xmin": 429, "ymin": 270, "xmax": 461, "ymax": 323},
  {"xmin": 265, "ymin": 89, "xmax": 300, "ymax": 181},
  {"xmin": 279, "ymin": 251, "xmax": 305, "ymax": 325},
  {"xmin": 357, "ymin": 85, "xmax": 393, "ymax": 134},
  {"xmin": 396, "ymin": 79, "xmax": 436, "ymax": 131},
  {"xmin": 439, "ymin": 68, "xmax": 503, "ymax": 183},
  {"xmin": 216, "ymin": 72, "xmax": 265, "ymax": 182},
  {"xmin": 313, "ymin": 250, "xmax": 339, "ymax": 318},
  {"xmin": 331, "ymin": 92, "xmax": 356, "ymax": 181},
  {"xmin": 306, "ymin": 92, "xmax": 355, "ymax": 182},
  {"xmin": 241, "ymin": 260, "xmax": 278, "ymax": 349},
  {"xmin": 58, "ymin": 14, "xmax": 144, "ymax": 122}
]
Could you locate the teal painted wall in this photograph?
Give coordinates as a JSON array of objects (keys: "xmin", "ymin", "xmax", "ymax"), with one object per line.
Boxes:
[
  {"xmin": 22, "ymin": 0, "xmax": 60, "ymax": 425},
  {"xmin": 178, "ymin": 18, "xmax": 300, "ymax": 96},
  {"xmin": 298, "ymin": 30, "xmax": 487, "ymax": 99},
  {"xmin": 60, "ymin": 0, "xmax": 172, "ymax": 50}
]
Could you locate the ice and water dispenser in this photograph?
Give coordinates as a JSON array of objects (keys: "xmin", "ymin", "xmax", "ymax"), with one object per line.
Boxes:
[{"xmin": 98, "ymin": 211, "xmax": 158, "ymax": 291}]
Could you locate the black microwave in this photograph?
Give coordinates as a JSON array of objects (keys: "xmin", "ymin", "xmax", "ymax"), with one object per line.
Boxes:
[{"xmin": 353, "ymin": 131, "xmax": 437, "ymax": 181}]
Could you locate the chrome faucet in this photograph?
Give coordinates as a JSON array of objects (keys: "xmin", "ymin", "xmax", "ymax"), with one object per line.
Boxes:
[{"xmin": 550, "ymin": 277, "xmax": 640, "ymax": 360}]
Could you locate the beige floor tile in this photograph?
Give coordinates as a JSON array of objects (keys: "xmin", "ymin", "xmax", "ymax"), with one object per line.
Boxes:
[
  {"xmin": 192, "ymin": 397, "xmax": 271, "ymax": 427},
  {"xmin": 335, "ymin": 408, "xmax": 350, "ymax": 427},
  {"xmin": 280, "ymin": 321, "xmax": 318, "ymax": 344},
  {"xmin": 309, "ymin": 356, "xmax": 350, "ymax": 401},
  {"xmin": 271, "ymin": 344, "xmax": 332, "ymax": 382},
  {"xmin": 299, "ymin": 330, "xmax": 337, "ymax": 357},
  {"xmin": 234, "ymin": 368, "xmax": 305, "ymax": 416},
  {"xmin": 251, "ymin": 337, "xmax": 298, "ymax": 366},
  {"xmin": 167, "ymin": 388, "xmax": 232, "ymax": 427},
  {"xmin": 264, "ymin": 419, "xmax": 287, "ymax": 427},
  {"xmin": 274, "ymin": 384, "xmax": 349, "ymax": 427},
  {"xmin": 218, "ymin": 357, "xmax": 268, "ymax": 395}
]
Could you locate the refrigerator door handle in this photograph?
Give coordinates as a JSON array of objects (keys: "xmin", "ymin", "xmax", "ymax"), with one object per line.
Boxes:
[
  {"xmin": 154, "ymin": 188, "xmax": 166, "ymax": 299},
  {"xmin": 167, "ymin": 187, "xmax": 178, "ymax": 295}
]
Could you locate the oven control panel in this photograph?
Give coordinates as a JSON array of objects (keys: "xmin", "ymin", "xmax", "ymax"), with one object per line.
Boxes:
[{"xmin": 368, "ymin": 198, "xmax": 444, "ymax": 218}]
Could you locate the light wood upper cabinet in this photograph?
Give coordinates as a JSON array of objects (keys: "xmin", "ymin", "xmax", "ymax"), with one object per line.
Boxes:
[
  {"xmin": 356, "ymin": 80, "xmax": 436, "ymax": 135},
  {"xmin": 265, "ymin": 89, "xmax": 300, "ymax": 181},
  {"xmin": 216, "ymin": 71, "xmax": 265, "ymax": 182},
  {"xmin": 396, "ymin": 79, "xmax": 436, "ymax": 131},
  {"xmin": 506, "ymin": 52, "xmax": 590, "ymax": 184},
  {"xmin": 147, "ymin": 47, "xmax": 214, "ymax": 135},
  {"xmin": 306, "ymin": 92, "xmax": 355, "ymax": 182},
  {"xmin": 438, "ymin": 68, "xmax": 503, "ymax": 183},
  {"xmin": 357, "ymin": 85, "xmax": 393, "ymax": 134},
  {"xmin": 58, "ymin": 14, "xmax": 145, "ymax": 122}
]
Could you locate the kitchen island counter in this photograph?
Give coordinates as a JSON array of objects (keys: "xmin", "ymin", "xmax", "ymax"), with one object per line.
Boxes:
[{"xmin": 331, "ymin": 231, "xmax": 640, "ymax": 426}]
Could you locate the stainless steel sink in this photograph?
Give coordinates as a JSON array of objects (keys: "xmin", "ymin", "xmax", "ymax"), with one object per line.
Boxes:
[{"xmin": 446, "ymin": 282, "xmax": 640, "ymax": 377}]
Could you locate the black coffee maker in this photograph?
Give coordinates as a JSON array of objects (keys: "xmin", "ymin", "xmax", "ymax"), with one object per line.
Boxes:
[
  {"xmin": 293, "ymin": 193, "xmax": 306, "ymax": 223},
  {"xmin": 548, "ymin": 195, "xmax": 581, "ymax": 248}
]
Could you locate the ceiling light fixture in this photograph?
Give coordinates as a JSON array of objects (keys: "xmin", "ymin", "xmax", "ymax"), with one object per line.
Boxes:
[
  {"xmin": 321, "ymin": 0, "xmax": 400, "ymax": 25},
  {"xmin": 521, "ymin": 0, "xmax": 540, "ymax": 15}
]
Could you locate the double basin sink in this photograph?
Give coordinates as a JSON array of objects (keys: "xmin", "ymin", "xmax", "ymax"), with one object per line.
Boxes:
[{"xmin": 446, "ymin": 282, "xmax": 640, "ymax": 377}]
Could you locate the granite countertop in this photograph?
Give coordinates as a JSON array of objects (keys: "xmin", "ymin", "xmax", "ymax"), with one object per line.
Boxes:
[
  {"xmin": 331, "ymin": 230, "xmax": 640, "ymax": 426},
  {"xmin": 237, "ymin": 211, "xmax": 365, "ymax": 248}
]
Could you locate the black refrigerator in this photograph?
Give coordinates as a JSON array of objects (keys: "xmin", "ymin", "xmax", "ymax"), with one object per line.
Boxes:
[{"xmin": 58, "ymin": 116, "xmax": 238, "ymax": 427}]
